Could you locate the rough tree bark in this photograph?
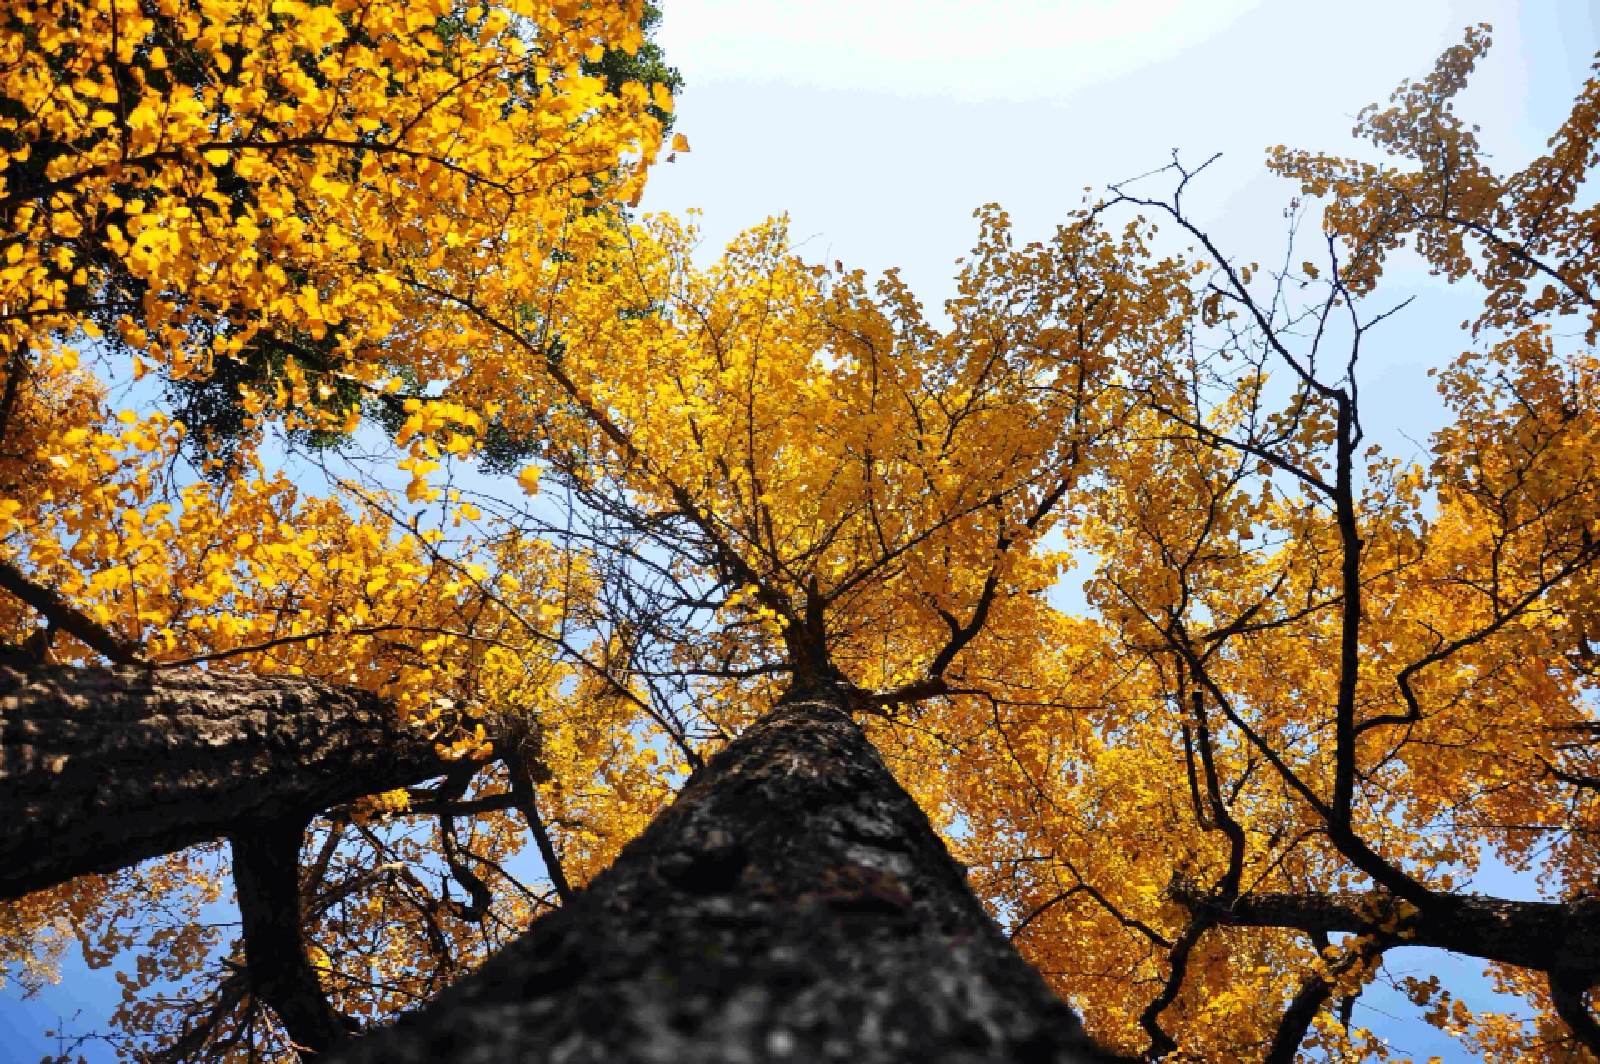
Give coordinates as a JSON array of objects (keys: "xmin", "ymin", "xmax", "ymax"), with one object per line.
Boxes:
[
  {"xmin": 329, "ymin": 684, "xmax": 1115, "ymax": 1064},
  {"xmin": 232, "ymin": 815, "xmax": 360, "ymax": 1054},
  {"xmin": 0, "ymin": 663, "xmax": 454, "ymax": 900},
  {"xmin": 1176, "ymin": 886, "xmax": 1600, "ymax": 980}
]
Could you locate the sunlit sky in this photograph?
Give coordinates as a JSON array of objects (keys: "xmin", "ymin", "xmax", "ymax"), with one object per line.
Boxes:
[
  {"xmin": 4, "ymin": 3, "xmax": 1599, "ymax": 1060},
  {"xmin": 642, "ymin": 1, "xmax": 1596, "ymax": 302}
]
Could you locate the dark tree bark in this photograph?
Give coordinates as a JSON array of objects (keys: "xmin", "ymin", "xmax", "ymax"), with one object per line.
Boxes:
[
  {"xmin": 1548, "ymin": 973, "xmax": 1600, "ymax": 1059},
  {"xmin": 232, "ymin": 815, "xmax": 358, "ymax": 1054},
  {"xmin": 1176, "ymin": 886, "xmax": 1600, "ymax": 978},
  {"xmin": 330, "ymin": 685, "xmax": 1116, "ymax": 1063},
  {"xmin": 0, "ymin": 663, "xmax": 455, "ymax": 899}
]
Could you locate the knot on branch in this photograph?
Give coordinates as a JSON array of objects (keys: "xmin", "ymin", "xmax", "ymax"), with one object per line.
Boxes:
[{"xmin": 488, "ymin": 709, "xmax": 551, "ymax": 784}]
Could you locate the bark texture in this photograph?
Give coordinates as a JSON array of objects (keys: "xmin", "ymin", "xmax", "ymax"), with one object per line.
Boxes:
[
  {"xmin": 331, "ymin": 688, "xmax": 1112, "ymax": 1063},
  {"xmin": 1178, "ymin": 886, "xmax": 1600, "ymax": 979},
  {"xmin": 0, "ymin": 663, "xmax": 451, "ymax": 899},
  {"xmin": 232, "ymin": 816, "xmax": 358, "ymax": 1054}
]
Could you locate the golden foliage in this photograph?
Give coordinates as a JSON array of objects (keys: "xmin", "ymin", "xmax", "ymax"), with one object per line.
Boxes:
[{"xmin": 2, "ymin": 11, "xmax": 1598, "ymax": 1062}]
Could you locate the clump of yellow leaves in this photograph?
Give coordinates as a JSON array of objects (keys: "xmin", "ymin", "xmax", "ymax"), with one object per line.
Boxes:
[
  {"xmin": 0, "ymin": 0, "xmax": 665, "ymax": 438},
  {"xmin": 348, "ymin": 789, "xmax": 411, "ymax": 825}
]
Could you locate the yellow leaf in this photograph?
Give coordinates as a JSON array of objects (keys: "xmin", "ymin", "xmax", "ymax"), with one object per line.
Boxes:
[{"xmin": 517, "ymin": 464, "xmax": 541, "ymax": 495}]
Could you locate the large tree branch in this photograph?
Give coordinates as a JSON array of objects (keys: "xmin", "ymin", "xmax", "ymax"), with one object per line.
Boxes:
[
  {"xmin": 231, "ymin": 816, "xmax": 356, "ymax": 1055},
  {"xmin": 1139, "ymin": 916, "xmax": 1210, "ymax": 1059},
  {"xmin": 1174, "ymin": 884, "xmax": 1600, "ymax": 979},
  {"xmin": 502, "ymin": 745, "xmax": 573, "ymax": 905},
  {"xmin": 0, "ymin": 663, "xmax": 465, "ymax": 899}
]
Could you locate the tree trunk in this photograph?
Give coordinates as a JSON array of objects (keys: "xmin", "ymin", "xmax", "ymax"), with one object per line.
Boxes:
[
  {"xmin": 0, "ymin": 663, "xmax": 452, "ymax": 899},
  {"xmin": 330, "ymin": 685, "xmax": 1114, "ymax": 1063}
]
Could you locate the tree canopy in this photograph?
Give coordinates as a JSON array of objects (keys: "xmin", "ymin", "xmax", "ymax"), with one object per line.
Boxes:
[{"xmin": 2, "ymin": 8, "xmax": 1598, "ymax": 1061}]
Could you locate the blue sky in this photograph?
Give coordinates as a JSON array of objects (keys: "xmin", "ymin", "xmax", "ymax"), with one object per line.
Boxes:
[
  {"xmin": 4, "ymin": 2, "xmax": 1598, "ymax": 1061},
  {"xmin": 641, "ymin": 1, "xmax": 1597, "ymax": 295}
]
